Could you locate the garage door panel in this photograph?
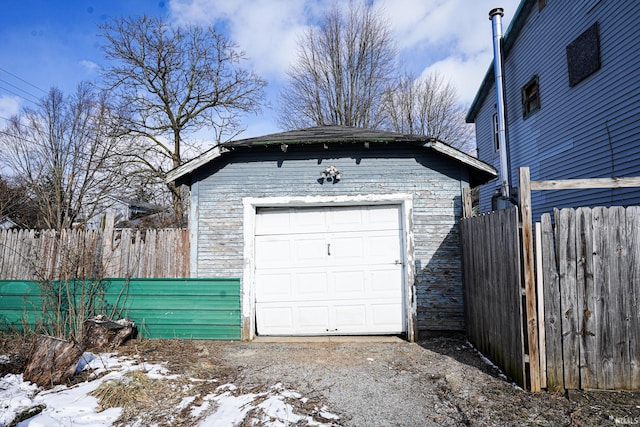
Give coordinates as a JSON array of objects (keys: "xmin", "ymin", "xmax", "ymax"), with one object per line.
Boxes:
[
  {"xmin": 296, "ymin": 305, "xmax": 331, "ymax": 332},
  {"xmin": 294, "ymin": 237, "xmax": 328, "ymax": 263},
  {"xmin": 369, "ymin": 268, "xmax": 403, "ymax": 295},
  {"xmin": 370, "ymin": 304, "xmax": 404, "ymax": 329},
  {"xmin": 255, "ymin": 205, "xmax": 404, "ymax": 336},
  {"xmin": 367, "ymin": 205, "xmax": 402, "ymax": 227},
  {"xmin": 329, "ymin": 236, "xmax": 365, "ymax": 260},
  {"xmin": 295, "ymin": 272, "xmax": 329, "ymax": 298},
  {"xmin": 331, "ymin": 270, "xmax": 366, "ymax": 295},
  {"xmin": 257, "ymin": 306, "xmax": 294, "ymax": 332},
  {"xmin": 334, "ymin": 305, "xmax": 367, "ymax": 329},
  {"xmin": 255, "ymin": 272, "xmax": 292, "ymax": 301},
  {"xmin": 255, "ymin": 209, "xmax": 293, "ymax": 235},
  {"xmin": 254, "ymin": 238, "xmax": 291, "ymax": 267}
]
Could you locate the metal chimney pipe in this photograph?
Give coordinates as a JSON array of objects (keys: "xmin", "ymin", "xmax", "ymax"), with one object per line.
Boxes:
[{"xmin": 489, "ymin": 7, "xmax": 510, "ymax": 198}]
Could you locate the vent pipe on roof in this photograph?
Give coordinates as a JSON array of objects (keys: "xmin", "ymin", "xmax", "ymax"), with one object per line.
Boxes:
[{"xmin": 489, "ymin": 7, "xmax": 510, "ymax": 198}]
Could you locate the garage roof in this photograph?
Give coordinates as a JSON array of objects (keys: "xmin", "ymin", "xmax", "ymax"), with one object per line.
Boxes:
[{"xmin": 165, "ymin": 125, "xmax": 498, "ymax": 185}]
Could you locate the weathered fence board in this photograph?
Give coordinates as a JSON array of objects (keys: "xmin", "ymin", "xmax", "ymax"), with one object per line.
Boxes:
[
  {"xmin": 576, "ymin": 207, "xmax": 597, "ymax": 389},
  {"xmin": 461, "ymin": 207, "xmax": 526, "ymax": 388},
  {"xmin": 541, "ymin": 213, "xmax": 563, "ymax": 391},
  {"xmin": 557, "ymin": 208, "xmax": 579, "ymax": 389},
  {"xmin": 542, "ymin": 206, "xmax": 640, "ymax": 390},
  {"xmin": 629, "ymin": 207, "xmax": 640, "ymax": 389},
  {"xmin": 0, "ymin": 227, "xmax": 189, "ymax": 280}
]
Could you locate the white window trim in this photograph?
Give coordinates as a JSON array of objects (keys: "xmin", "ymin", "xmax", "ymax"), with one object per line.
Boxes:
[{"xmin": 242, "ymin": 193, "xmax": 417, "ymax": 341}]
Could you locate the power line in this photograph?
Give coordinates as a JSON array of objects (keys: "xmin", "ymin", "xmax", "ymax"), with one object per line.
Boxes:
[
  {"xmin": 0, "ymin": 67, "xmax": 47, "ymax": 94},
  {"xmin": 0, "ymin": 85, "xmax": 40, "ymax": 105},
  {"xmin": 0, "ymin": 78, "xmax": 41, "ymax": 103}
]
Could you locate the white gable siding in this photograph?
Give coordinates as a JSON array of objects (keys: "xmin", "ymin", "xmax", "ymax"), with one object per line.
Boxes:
[{"xmin": 475, "ymin": 1, "xmax": 640, "ymax": 218}]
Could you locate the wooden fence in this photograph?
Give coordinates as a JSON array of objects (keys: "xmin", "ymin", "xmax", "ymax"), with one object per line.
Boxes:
[
  {"xmin": 540, "ymin": 206, "xmax": 640, "ymax": 391},
  {"xmin": 461, "ymin": 207, "xmax": 527, "ymax": 388},
  {"xmin": 0, "ymin": 225, "xmax": 189, "ymax": 280},
  {"xmin": 462, "ymin": 167, "xmax": 640, "ymax": 391}
]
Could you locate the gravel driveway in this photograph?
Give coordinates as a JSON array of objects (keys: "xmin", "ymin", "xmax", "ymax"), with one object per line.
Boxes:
[
  {"xmin": 4, "ymin": 334, "xmax": 640, "ymax": 426},
  {"xmin": 184, "ymin": 334, "xmax": 638, "ymax": 426}
]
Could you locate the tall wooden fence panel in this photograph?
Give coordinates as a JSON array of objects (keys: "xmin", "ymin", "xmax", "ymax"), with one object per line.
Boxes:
[
  {"xmin": 461, "ymin": 207, "xmax": 527, "ymax": 388},
  {"xmin": 541, "ymin": 206, "xmax": 640, "ymax": 390},
  {"xmin": 0, "ymin": 227, "xmax": 189, "ymax": 280}
]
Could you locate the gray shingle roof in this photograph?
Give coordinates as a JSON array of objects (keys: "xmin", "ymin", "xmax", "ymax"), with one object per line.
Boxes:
[{"xmin": 166, "ymin": 125, "xmax": 497, "ymax": 185}]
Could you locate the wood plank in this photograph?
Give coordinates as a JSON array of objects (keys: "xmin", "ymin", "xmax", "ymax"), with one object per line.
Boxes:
[
  {"xmin": 610, "ymin": 206, "xmax": 629, "ymax": 389},
  {"xmin": 576, "ymin": 207, "xmax": 597, "ymax": 389},
  {"xmin": 535, "ymin": 222, "xmax": 547, "ymax": 389},
  {"xmin": 628, "ymin": 206, "xmax": 640, "ymax": 389},
  {"xmin": 518, "ymin": 167, "xmax": 541, "ymax": 391},
  {"xmin": 531, "ymin": 177, "xmax": 640, "ymax": 191},
  {"xmin": 594, "ymin": 207, "xmax": 615, "ymax": 389},
  {"xmin": 462, "ymin": 187, "xmax": 473, "ymax": 219},
  {"xmin": 541, "ymin": 212, "xmax": 563, "ymax": 391},
  {"xmin": 557, "ymin": 208, "xmax": 579, "ymax": 388}
]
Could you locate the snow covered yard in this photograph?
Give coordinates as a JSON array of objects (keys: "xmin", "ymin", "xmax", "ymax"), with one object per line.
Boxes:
[{"xmin": 0, "ymin": 345, "xmax": 339, "ymax": 426}]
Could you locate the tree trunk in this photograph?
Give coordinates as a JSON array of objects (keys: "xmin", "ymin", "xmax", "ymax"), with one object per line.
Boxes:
[
  {"xmin": 82, "ymin": 315, "xmax": 137, "ymax": 351},
  {"xmin": 23, "ymin": 335, "xmax": 85, "ymax": 388},
  {"xmin": 167, "ymin": 181, "xmax": 184, "ymax": 226}
]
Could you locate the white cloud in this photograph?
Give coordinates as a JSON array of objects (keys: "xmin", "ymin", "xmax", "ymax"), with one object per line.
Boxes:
[
  {"xmin": 421, "ymin": 54, "xmax": 492, "ymax": 106},
  {"xmin": 167, "ymin": 0, "xmax": 522, "ymax": 131},
  {"xmin": 379, "ymin": 0, "xmax": 521, "ymax": 105},
  {"xmin": 0, "ymin": 95, "xmax": 21, "ymax": 120},
  {"xmin": 79, "ymin": 60, "xmax": 100, "ymax": 73},
  {"xmin": 169, "ymin": 0, "xmax": 317, "ymax": 79}
]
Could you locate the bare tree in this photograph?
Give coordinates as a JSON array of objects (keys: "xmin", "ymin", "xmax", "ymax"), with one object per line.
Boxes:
[
  {"xmin": 380, "ymin": 72, "xmax": 475, "ymax": 152},
  {"xmin": 100, "ymin": 15, "xmax": 266, "ymax": 225},
  {"xmin": 278, "ymin": 2, "xmax": 397, "ymax": 129},
  {"xmin": 0, "ymin": 175, "xmax": 39, "ymax": 228},
  {"xmin": 0, "ymin": 84, "xmax": 124, "ymax": 230}
]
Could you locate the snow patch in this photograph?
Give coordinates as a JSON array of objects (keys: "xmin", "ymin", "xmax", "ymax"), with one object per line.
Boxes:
[{"xmin": 0, "ymin": 352, "xmax": 339, "ymax": 427}]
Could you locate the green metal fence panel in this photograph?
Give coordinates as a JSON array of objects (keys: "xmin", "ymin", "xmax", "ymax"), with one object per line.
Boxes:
[
  {"xmin": 0, "ymin": 278, "xmax": 241, "ymax": 340},
  {"xmin": 0, "ymin": 280, "xmax": 44, "ymax": 331}
]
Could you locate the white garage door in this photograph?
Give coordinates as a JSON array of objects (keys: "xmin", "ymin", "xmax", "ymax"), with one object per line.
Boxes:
[{"xmin": 255, "ymin": 205, "xmax": 404, "ymax": 335}]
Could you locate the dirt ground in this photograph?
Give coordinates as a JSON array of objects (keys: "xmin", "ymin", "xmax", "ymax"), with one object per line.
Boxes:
[{"xmin": 2, "ymin": 334, "xmax": 640, "ymax": 426}]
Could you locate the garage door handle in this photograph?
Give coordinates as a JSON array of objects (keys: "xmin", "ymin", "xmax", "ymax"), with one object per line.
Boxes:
[
  {"xmin": 327, "ymin": 243, "xmax": 331, "ymax": 256},
  {"xmin": 395, "ymin": 260, "xmax": 403, "ymax": 265}
]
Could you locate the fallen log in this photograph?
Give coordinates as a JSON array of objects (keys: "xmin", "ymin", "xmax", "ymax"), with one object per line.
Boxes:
[
  {"xmin": 23, "ymin": 335, "xmax": 85, "ymax": 387},
  {"xmin": 82, "ymin": 315, "xmax": 137, "ymax": 350}
]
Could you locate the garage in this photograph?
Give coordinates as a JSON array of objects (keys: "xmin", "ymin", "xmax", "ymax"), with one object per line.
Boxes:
[
  {"xmin": 165, "ymin": 125, "xmax": 498, "ymax": 339},
  {"xmin": 254, "ymin": 205, "xmax": 404, "ymax": 335}
]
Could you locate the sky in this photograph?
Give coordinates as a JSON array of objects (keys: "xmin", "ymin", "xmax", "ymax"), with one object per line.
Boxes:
[{"xmin": 0, "ymin": 0, "xmax": 520, "ymax": 143}]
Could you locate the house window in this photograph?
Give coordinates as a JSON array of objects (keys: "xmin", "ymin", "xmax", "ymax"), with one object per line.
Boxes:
[
  {"xmin": 492, "ymin": 113, "xmax": 499, "ymax": 152},
  {"xmin": 538, "ymin": 0, "xmax": 547, "ymax": 11},
  {"xmin": 566, "ymin": 22, "xmax": 601, "ymax": 87},
  {"xmin": 521, "ymin": 76, "xmax": 540, "ymax": 118}
]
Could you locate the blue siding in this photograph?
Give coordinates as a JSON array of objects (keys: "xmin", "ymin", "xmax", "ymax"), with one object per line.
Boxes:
[
  {"xmin": 192, "ymin": 144, "xmax": 470, "ymax": 332},
  {"xmin": 474, "ymin": 1, "xmax": 640, "ymax": 219}
]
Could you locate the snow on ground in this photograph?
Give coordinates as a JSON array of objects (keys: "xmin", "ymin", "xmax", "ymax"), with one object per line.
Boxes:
[{"xmin": 0, "ymin": 352, "xmax": 339, "ymax": 427}]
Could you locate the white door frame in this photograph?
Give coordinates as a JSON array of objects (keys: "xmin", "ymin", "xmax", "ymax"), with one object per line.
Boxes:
[{"xmin": 242, "ymin": 193, "xmax": 417, "ymax": 341}]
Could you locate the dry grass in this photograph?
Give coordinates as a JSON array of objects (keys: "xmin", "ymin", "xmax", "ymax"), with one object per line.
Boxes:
[{"xmin": 91, "ymin": 370, "xmax": 156, "ymax": 410}]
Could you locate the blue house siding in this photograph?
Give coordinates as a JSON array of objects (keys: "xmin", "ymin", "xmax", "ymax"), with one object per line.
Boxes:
[
  {"xmin": 471, "ymin": 0, "xmax": 640, "ymax": 219},
  {"xmin": 190, "ymin": 145, "xmax": 470, "ymax": 332}
]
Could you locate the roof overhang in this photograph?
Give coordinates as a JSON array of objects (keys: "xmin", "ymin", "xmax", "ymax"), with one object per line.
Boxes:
[{"xmin": 166, "ymin": 126, "xmax": 498, "ymax": 186}]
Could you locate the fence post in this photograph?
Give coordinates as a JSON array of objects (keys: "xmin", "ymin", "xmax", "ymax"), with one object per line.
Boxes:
[
  {"xmin": 101, "ymin": 213, "xmax": 115, "ymax": 277},
  {"xmin": 462, "ymin": 187, "xmax": 473, "ymax": 219},
  {"xmin": 519, "ymin": 167, "xmax": 541, "ymax": 391}
]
